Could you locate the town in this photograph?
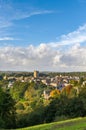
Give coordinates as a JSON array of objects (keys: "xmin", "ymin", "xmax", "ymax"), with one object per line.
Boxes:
[{"xmin": 1, "ymin": 71, "xmax": 86, "ymax": 99}]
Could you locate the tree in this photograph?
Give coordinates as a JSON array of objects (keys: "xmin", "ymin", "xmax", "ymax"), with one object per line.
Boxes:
[
  {"xmin": 79, "ymin": 86, "xmax": 86, "ymax": 110},
  {"xmin": 50, "ymin": 89, "xmax": 60, "ymax": 98},
  {"xmin": 0, "ymin": 88, "xmax": 16, "ymax": 129},
  {"xmin": 10, "ymin": 81, "xmax": 29, "ymax": 100},
  {"xmin": 0, "ymin": 75, "xmax": 3, "ymax": 80},
  {"xmin": 61, "ymin": 85, "xmax": 73, "ymax": 96}
]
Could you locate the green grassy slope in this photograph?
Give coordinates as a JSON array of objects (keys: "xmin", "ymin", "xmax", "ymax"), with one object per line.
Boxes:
[{"xmin": 17, "ymin": 117, "xmax": 86, "ymax": 130}]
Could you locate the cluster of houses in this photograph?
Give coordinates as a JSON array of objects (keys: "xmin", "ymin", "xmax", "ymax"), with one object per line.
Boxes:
[{"xmin": 3, "ymin": 71, "xmax": 86, "ymax": 99}]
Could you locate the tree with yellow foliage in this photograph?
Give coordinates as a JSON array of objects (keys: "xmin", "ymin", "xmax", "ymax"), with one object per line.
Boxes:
[
  {"xmin": 50, "ymin": 89, "xmax": 60, "ymax": 98},
  {"xmin": 61, "ymin": 84, "xmax": 73, "ymax": 96}
]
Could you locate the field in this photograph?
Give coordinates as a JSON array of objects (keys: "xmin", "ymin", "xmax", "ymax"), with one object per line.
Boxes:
[{"xmin": 17, "ymin": 117, "xmax": 86, "ymax": 130}]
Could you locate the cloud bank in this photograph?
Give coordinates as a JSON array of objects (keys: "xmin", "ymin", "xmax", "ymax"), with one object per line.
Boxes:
[{"xmin": 0, "ymin": 24, "xmax": 86, "ymax": 72}]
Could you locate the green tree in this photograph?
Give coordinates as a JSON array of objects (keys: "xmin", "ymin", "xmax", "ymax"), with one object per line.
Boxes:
[
  {"xmin": 0, "ymin": 88, "xmax": 16, "ymax": 129},
  {"xmin": 79, "ymin": 77, "xmax": 84, "ymax": 85},
  {"xmin": 10, "ymin": 81, "xmax": 29, "ymax": 100},
  {"xmin": 79, "ymin": 86, "xmax": 86, "ymax": 110}
]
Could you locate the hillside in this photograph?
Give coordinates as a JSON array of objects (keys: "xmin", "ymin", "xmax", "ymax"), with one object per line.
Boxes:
[{"xmin": 17, "ymin": 117, "xmax": 86, "ymax": 130}]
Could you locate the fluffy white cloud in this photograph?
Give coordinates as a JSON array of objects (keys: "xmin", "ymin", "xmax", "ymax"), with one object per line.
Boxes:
[
  {"xmin": 54, "ymin": 43, "xmax": 86, "ymax": 66},
  {"xmin": 0, "ymin": 24, "xmax": 86, "ymax": 71},
  {"xmin": 0, "ymin": 44, "xmax": 86, "ymax": 71},
  {"xmin": 50, "ymin": 24, "xmax": 86, "ymax": 48}
]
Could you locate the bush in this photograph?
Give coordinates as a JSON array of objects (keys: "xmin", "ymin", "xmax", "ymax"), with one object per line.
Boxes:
[{"xmin": 54, "ymin": 115, "xmax": 68, "ymax": 122}]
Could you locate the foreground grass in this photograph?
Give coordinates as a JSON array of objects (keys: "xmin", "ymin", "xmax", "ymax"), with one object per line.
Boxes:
[{"xmin": 17, "ymin": 117, "xmax": 86, "ymax": 130}]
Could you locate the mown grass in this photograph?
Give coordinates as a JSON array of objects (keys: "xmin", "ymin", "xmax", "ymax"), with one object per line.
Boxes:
[{"xmin": 17, "ymin": 117, "xmax": 86, "ymax": 130}]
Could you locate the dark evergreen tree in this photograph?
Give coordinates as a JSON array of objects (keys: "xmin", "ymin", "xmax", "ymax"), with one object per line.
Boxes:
[{"xmin": 0, "ymin": 88, "xmax": 16, "ymax": 129}]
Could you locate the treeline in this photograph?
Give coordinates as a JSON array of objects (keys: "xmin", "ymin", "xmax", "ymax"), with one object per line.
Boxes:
[
  {"xmin": 0, "ymin": 71, "xmax": 33, "ymax": 77},
  {"xmin": 15, "ymin": 85, "xmax": 86, "ymax": 128},
  {"xmin": 46, "ymin": 72, "xmax": 86, "ymax": 77},
  {"xmin": 0, "ymin": 80, "xmax": 86, "ymax": 129},
  {"xmin": 0, "ymin": 71, "xmax": 86, "ymax": 78}
]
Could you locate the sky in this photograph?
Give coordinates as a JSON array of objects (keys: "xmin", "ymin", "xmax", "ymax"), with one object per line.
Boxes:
[{"xmin": 0, "ymin": 0, "xmax": 86, "ymax": 72}]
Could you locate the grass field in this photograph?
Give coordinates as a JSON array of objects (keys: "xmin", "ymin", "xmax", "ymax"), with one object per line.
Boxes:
[{"xmin": 17, "ymin": 117, "xmax": 86, "ymax": 130}]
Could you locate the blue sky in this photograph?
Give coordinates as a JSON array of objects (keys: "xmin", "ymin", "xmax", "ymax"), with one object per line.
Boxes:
[{"xmin": 0, "ymin": 0, "xmax": 86, "ymax": 71}]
